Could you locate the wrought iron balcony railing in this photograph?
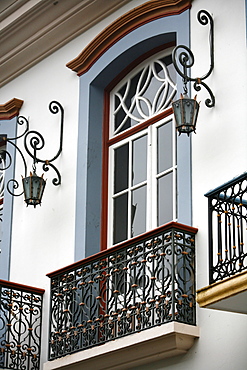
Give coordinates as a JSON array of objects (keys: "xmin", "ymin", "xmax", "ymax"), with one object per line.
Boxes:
[
  {"xmin": 0, "ymin": 279, "xmax": 44, "ymax": 370},
  {"xmin": 205, "ymin": 173, "xmax": 247, "ymax": 284},
  {"xmin": 47, "ymin": 222, "xmax": 197, "ymax": 360}
]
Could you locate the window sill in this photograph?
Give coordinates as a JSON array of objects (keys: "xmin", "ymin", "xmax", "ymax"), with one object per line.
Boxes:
[{"xmin": 44, "ymin": 322, "xmax": 199, "ymax": 370}]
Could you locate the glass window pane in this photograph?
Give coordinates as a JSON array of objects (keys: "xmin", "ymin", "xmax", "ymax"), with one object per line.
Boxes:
[
  {"xmin": 114, "ymin": 86, "xmax": 131, "ymax": 133},
  {"xmin": 113, "ymin": 193, "xmax": 128, "ymax": 244},
  {"xmin": 132, "ymin": 135, "xmax": 147, "ymax": 186},
  {"xmin": 158, "ymin": 172, "xmax": 173, "ymax": 226},
  {"xmin": 157, "ymin": 120, "xmax": 172, "ymax": 174},
  {"xmin": 165, "ymin": 54, "xmax": 177, "ymax": 102},
  {"xmin": 114, "ymin": 73, "xmax": 142, "ymax": 133},
  {"xmin": 131, "ymin": 185, "xmax": 146, "ymax": 238},
  {"xmin": 141, "ymin": 58, "xmax": 173, "ymax": 113},
  {"xmin": 114, "ymin": 144, "xmax": 129, "ymax": 194}
]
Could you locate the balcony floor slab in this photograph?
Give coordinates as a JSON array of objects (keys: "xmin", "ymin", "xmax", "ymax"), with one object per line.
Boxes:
[
  {"xmin": 196, "ymin": 270, "xmax": 247, "ymax": 314},
  {"xmin": 43, "ymin": 322, "xmax": 199, "ymax": 370}
]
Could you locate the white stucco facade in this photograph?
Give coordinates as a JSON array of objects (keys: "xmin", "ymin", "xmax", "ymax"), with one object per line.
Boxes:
[{"xmin": 0, "ymin": 0, "xmax": 246, "ymax": 369}]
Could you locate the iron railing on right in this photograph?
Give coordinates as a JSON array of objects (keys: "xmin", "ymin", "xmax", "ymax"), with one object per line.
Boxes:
[
  {"xmin": 47, "ymin": 222, "xmax": 197, "ymax": 360},
  {"xmin": 205, "ymin": 173, "xmax": 247, "ymax": 284}
]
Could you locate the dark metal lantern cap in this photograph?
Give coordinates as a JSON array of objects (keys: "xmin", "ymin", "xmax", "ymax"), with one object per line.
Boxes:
[
  {"xmin": 172, "ymin": 94, "xmax": 200, "ymax": 136},
  {"xmin": 22, "ymin": 172, "xmax": 46, "ymax": 207}
]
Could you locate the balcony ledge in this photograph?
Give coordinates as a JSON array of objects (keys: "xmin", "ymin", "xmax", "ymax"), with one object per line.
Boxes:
[
  {"xmin": 196, "ymin": 270, "xmax": 247, "ymax": 314},
  {"xmin": 43, "ymin": 322, "xmax": 199, "ymax": 370}
]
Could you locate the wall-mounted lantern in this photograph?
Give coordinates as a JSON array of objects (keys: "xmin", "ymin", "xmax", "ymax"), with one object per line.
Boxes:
[
  {"xmin": 22, "ymin": 172, "xmax": 46, "ymax": 207},
  {"xmin": 172, "ymin": 10, "xmax": 215, "ymax": 135},
  {"xmin": 0, "ymin": 101, "xmax": 64, "ymax": 207},
  {"xmin": 172, "ymin": 94, "xmax": 200, "ymax": 135}
]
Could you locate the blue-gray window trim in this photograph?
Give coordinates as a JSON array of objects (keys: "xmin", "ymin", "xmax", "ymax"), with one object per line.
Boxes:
[
  {"xmin": 0, "ymin": 118, "xmax": 17, "ymax": 280},
  {"xmin": 75, "ymin": 10, "xmax": 191, "ymax": 261}
]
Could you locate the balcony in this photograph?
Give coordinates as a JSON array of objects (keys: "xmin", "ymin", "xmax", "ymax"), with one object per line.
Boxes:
[
  {"xmin": 197, "ymin": 173, "xmax": 247, "ymax": 314},
  {"xmin": 0, "ymin": 279, "xmax": 44, "ymax": 370},
  {"xmin": 45, "ymin": 222, "xmax": 199, "ymax": 370}
]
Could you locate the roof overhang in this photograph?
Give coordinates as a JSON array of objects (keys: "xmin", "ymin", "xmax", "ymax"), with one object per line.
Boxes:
[{"xmin": 0, "ymin": 0, "xmax": 132, "ymax": 87}]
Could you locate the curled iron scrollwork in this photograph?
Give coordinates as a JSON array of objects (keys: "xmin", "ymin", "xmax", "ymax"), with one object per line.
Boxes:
[
  {"xmin": 172, "ymin": 9, "xmax": 215, "ymax": 108},
  {"xmin": 0, "ymin": 101, "xmax": 64, "ymax": 198}
]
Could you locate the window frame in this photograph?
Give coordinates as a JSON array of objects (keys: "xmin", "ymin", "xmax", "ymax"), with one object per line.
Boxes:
[{"xmin": 105, "ymin": 47, "xmax": 178, "ymax": 248}]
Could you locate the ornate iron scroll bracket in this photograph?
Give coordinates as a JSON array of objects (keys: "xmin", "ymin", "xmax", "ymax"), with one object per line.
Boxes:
[
  {"xmin": 172, "ymin": 10, "xmax": 215, "ymax": 108},
  {"xmin": 0, "ymin": 101, "xmax": 64, "ymax": 198}
]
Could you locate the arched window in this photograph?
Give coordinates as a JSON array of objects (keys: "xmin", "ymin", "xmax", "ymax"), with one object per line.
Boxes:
[
  {"xmin": 68, "ymin": 3, "xmax": 192, "ymax": 259},
  {"xmin": 106, "ymin": 48, "xmax": 177, "ymax": 246}
]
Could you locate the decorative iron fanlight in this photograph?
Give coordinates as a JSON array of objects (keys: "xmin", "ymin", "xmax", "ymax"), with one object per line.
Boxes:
[
  {"xmin": 172, "ymin": 10, "xmax": 215, "ymax": 135},
  {"xmin": 172, "ymin": 94, "xmax": 200, "ymax": 135},
  {"xmin": 0, "ymin": 101, "xmax": 64, "ymax": 207}
]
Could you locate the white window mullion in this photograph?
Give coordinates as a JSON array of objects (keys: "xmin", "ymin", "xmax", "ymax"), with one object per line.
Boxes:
[
  {"xmin": 146, "ymin": 125, "xmax": 153, "ymax": 231},
  {"xmin": 152, "ymin": 124, "xmax": 158, "ymax": 231},
  {"xmin": 128, "ymin": 140, "xmax": 132, "ymax": 239}
]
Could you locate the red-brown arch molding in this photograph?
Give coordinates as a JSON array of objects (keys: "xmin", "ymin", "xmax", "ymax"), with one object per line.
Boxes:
[{"xmin": 66, "ymin": 0, "xmax": 192, "ymax": 76}]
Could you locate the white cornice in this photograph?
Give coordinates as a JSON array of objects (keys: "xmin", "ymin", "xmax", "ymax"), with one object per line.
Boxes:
[{"xmin": 0, "ymin": 0, "xmax": 132, "ymax": 88}]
